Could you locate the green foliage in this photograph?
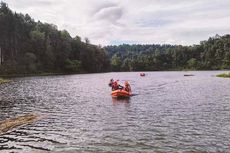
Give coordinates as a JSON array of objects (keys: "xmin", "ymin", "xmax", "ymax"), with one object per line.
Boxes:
[
  {"xmin": 64, "ymin": 59, "xmax": 81, "ymax": 73},
  {"xmin": 187, "ymin": 58, "xmax": 197, "ymax": 69},
  {"xmin": 121, "ymin": 58, "xmax": 133, "ymax": 71},
  {"xmin": 0, "ymin": 77, "xmax": 10, "ymax": 84},
  {"xmin": 0, "ymin": 2, "xmax": 110, "ymax": 75},
  {"xmin": 111, "ymin": 54, "xmax": 122, "ymax": 71},
  {"xmin": 30, "ymin": 30, "xmax": 45, "ymax": 41},
  {"xmin": 23, "ymin": 52, "xmax": 37, "ymax": 72},
  {"xmin": 105, "ymin": 35, "xmax": 230, "ymax": 71},
  {"xmin": 24, "ymin": 52, "xmax": 36, "ymax": 64},
  {"xmin": 216, "ymin": 72, "xmax": 230, "ymax": 78}
]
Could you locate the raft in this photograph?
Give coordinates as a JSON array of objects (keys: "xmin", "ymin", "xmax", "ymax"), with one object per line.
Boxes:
[{"xmin": 111, "ymin": 90, "xmax": 131, "ymax": 98}]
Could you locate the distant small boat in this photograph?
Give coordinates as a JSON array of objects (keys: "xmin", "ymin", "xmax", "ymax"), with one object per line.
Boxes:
[
  {"xmin": 140, "ymin": 73, "xmax": 145, "ymax": 76},
  {"xmin": 184, "ymin": 74, "xmax": 194, "ymax": 76}
]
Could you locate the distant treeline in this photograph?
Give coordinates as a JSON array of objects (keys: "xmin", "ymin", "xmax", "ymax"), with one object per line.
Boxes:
[
  {"xmin": 1, "ymin": 2, "xmax": 230, "ymax": 75},
  {"xmin": 105, "ymin": 35, "xmax": 230, "ymax": 71},
  {"xmin": 0, "ymin": 2, "xmax": 110, "ymax": 75}
]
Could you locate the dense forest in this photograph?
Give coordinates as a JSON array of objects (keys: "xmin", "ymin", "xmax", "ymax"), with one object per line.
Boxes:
[
  {"xmin": 0, "ymin": 2, "xmax": 230, "ymax": 75},
  {"xmin": 105, "ymin": 35, "xmax": 230, "ymax": 71},
  {"xmin": 0, "ymin": 2, "xmax": 110, "ymax": 75}
]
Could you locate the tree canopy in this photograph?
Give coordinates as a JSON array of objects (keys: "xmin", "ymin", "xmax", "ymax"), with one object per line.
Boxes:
[
  {"xmin": 105, "ymin": 34, "xmax": 230, "ymax": 71},
  {"xmin": 0, "ymin": 1, "xmax": 110, "ymax": 74}
]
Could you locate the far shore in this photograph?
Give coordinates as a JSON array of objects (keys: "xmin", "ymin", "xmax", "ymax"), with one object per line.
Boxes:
[
  {"xmin": 0, "ymin": 71, "xmax": 89, "ymax": 78},
  {"xmin": 0, "ymin": 78, "xmax": 11, "ymax": 84},
  {"xmin": 0, "ymin": 70, "xmax": 229, "ymax": 79},
  {"xmin": 216, "ymin": 72, "xmax": 230, "ymax": 78}
]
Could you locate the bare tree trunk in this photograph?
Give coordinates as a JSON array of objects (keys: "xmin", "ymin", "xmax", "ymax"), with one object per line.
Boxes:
[{"xmin": 0, "ymin": 46, "xmax": 2, "ymax": 65}]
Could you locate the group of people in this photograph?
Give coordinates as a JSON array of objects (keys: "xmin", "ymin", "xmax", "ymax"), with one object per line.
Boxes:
[{"xmin": 109, "ymin": 79, "xmax": 131, "ymax": 92}]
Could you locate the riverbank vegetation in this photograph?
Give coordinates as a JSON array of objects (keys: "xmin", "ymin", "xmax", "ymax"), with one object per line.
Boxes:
[
  {"xmin": 0, "ymin": 1, "xmax": 230, "ymax": 75},
  {"xmin": 0, "ymin": 77, "xmax": 10, "ymax": 84},
  {"xmin": 216, "ymin": 72, "xmax": 230, "ymax": 78}
]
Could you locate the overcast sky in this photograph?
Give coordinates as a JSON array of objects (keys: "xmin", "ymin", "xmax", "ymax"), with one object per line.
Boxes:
[{"xmin": 4, "ymin": 0, "xmax": 230, "ymax": 46}]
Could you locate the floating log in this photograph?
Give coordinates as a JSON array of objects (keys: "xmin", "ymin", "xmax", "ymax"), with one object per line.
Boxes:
[
  {"xmin": 0, "ymin": 114, "xmax": 41, "ymax": 135},
  {"xmin": 184, "ymin": 74, "xmax": 194, "ymax": 76}
]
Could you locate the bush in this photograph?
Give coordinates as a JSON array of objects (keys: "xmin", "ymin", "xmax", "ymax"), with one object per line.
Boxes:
[
  {"xmin": 64, "ymin": 59, "xmax": 82, "ymax": 73},
  {"xmin": 0, "ymin": 77, "xmax": 10, "ymax": 84},
  {"xmin": 216, "ymin": 72, "xmax": 230, "ymax": 78}
]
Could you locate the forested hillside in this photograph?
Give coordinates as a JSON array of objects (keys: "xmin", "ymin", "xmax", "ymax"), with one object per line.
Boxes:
[
  {"xmin": 0, "ymin": 2, "xmax": 110, "ymax": 74},
  {"xmin": 105, "ymin": 35, "xmax": 230, "ymax": 71}
]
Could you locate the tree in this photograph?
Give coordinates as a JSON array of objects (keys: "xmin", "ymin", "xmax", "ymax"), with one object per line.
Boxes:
[
  {"xmin": 187, "ymin": 58, "xmax": 197, "ymax": 69},
  {"xmin": 111, "ymin": 54, "xmax": 122, "ymax": 71},
  {"xmin": 64, "ymin": 59, "xmax": 81, "ymax": 72},
  {"xmin": 85, "ymin": 37, "xmax": 90, "ymax": 44},
  {"xmin": 23, "ymin": 52, "xmax": 37, "ymax": 72}
]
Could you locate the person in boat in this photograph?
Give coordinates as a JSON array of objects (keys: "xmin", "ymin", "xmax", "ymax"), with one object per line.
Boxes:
[
  {"xmin": 124, "ymin": 81, "xmax": 131, "ymax": 92},
  {"xmin": 111, "ymin": 80, "xmax": 124, "ymax": 91},
  {"xmin": 140, "ymin": 73, "xmax": 145, "ymax": 76},
  {"xmin": 108, "ymin": 79, "xmax": 114, "ymax": 87}
]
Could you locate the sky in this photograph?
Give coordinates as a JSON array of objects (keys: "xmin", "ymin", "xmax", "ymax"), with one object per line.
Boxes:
[{"xmin": 3, "ymin": 0, "xmax": 230, "ymax": 46}]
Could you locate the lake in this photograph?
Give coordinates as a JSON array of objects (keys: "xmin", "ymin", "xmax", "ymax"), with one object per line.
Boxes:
[{"xmin": 0, "ymin": 71, "xmax": 230, "ymax": 152}]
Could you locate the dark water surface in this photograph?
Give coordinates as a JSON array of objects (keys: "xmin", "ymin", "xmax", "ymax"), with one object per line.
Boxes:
[{"xmin": 0, "ymin": 71, "xmax": 230, "ymax": 153}]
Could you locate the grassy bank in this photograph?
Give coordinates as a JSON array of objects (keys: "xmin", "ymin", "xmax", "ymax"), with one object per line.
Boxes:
[
  {"xmin": 216, "ymin": 72, "xmax": 230, "ymax": 78},
  {"xmin": 0, "ymin": 70, "xmax": 90, "ymax": 78},
  {"xmin": 0, "ymin": 78, "xmax": 10, "ymax": 84},
  {"xmin": 0, "ymin": 72, "xmax": 64, "ymax": 78}
]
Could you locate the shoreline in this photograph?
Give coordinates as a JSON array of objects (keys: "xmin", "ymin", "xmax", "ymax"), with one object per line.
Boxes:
[
  {"xmin": 216, "ymin": 72, "xmax": 230, "ymax": 78},
  {"xmin": 0, "ymin": 71, "xmax": 89, "ymax": 78},
  {"xmin": 0, "ymin": 78, "xmax": 11, "ymax": 84},
  {"xmin": 0, "ymin": 70, "xmax": 229, "ymax": 79}
]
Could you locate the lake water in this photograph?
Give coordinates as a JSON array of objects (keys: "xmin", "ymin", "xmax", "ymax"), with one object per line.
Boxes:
[{"xmin": 0, "ymin": 71, "xmax": 230, "ymax": 153}]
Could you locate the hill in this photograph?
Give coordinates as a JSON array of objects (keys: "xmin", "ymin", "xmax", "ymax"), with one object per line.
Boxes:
[{"xmin": 105, "ymin": 35, "xmax": 230, "ymax": 71}]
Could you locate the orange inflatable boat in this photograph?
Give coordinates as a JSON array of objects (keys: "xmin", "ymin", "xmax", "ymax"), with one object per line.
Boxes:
[{"xmin": 111, "ymin": 90, "xmax": 132, "ymax": 98}]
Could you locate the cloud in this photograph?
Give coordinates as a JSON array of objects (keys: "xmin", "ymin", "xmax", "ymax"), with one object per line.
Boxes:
[
  {"xmin": 5, "ymin": 0, "xmax": 53, "ymax": 8},
  {"xmin": 93, "ymin": 6, "xmax": 123, "ymax": 24},
  {"xmin": 3, "ymin": 0, "xmax": 230, "ymax": 46}
]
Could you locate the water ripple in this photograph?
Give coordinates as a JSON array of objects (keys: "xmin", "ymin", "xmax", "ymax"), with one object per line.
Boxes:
[{"xmin": 0, "ymin": 71, "xmax": 230, "ymax": 152}]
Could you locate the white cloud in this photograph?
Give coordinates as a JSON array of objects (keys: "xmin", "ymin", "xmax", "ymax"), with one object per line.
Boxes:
[{"xmin": 4, "ymin": 0, "xmax": 230, "ymax": 46}]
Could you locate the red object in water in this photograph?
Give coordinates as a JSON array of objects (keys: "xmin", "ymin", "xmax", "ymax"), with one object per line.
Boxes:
[{"xmin": 140, "ymin": 73, "xmax": 145, "ymax": 76}]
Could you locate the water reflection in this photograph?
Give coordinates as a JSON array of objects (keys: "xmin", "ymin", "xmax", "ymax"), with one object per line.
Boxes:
[{"xmin": 112, "ymin": 97, "xmax": 130, "ymax": 106}]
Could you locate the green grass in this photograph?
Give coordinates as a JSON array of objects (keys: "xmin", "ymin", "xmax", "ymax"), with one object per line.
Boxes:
[
  {"xmin": 0, "ymin": 78, "xmax": 10, "ymax": 84},
  {"xmin": 216, "ymin": 72, "xmax": 230, "ymax": 78},
  {"xmin": 0, "ymin": 71, "xmax": 88, "ymax": 78}
]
